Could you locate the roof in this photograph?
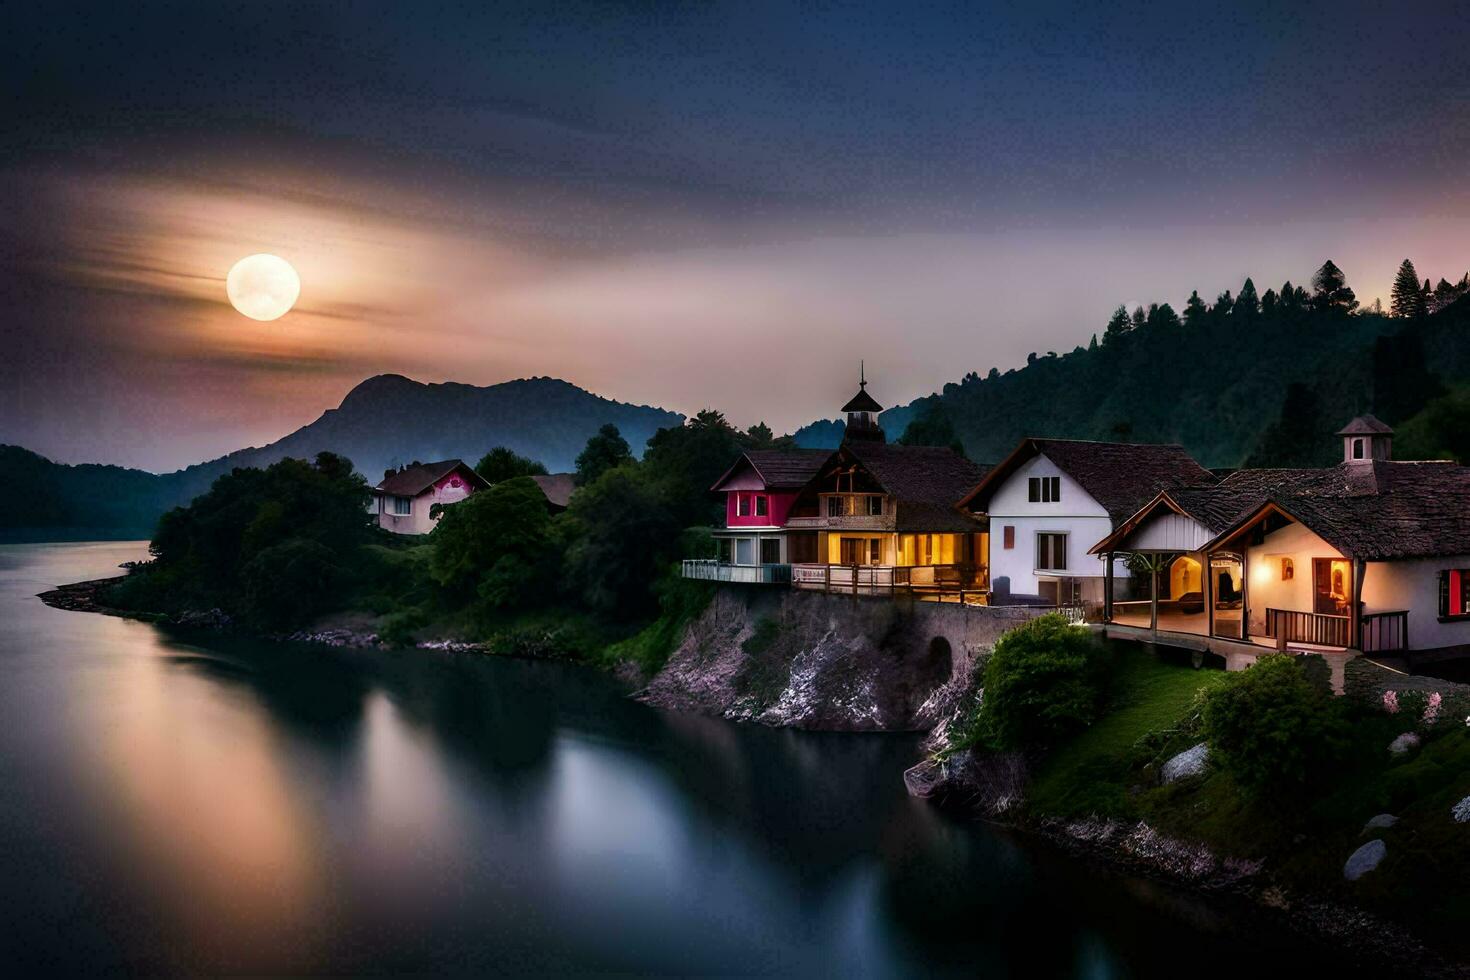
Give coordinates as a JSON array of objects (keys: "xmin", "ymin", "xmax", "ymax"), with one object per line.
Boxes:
[
  {"xmin": 1336, "ymin": 414, "xmax": 1394, "ymax": 436},
  {"xmin": 960, "ymin": 438, "xmax": 1214, "ymax": 523},
  {"xmin": 844, "ymin": 441, "xmax": 990, "ymax": 532},
  {"xmin": 709, "ymin": 449, "xmax": 833, "ymax": 492},
  {"xmin": 841, "ymin": 386, "xmax": 884, "ymax": 413},
  {"xmin": 1199, "ymin": 460, "xmax": 1470, "ymax": 561},
  {"xmin": 374, "ymin": 459, "xmax": 487, "ymax": 497},
  {"xmin": 530, "ymin": 473, "xmax": 576, "ymax": 509}
]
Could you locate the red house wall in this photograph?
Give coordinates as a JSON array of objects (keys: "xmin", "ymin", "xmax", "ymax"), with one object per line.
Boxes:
[{"xmin": 725, "ymin": 490, "xmax": 799, "ymax": 528}]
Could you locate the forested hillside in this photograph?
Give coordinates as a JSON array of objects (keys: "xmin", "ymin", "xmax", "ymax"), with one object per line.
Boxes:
[{"xmin": 813, "ymin": 260, "xmax": 1470, "ymax": 468}]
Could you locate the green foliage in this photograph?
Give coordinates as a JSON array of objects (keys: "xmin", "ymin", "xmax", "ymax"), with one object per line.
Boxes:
[
  {"xmin": 379, "ymin": 608, "xmax": 430, "ymax": 647},
  {"xmin": 1392, "ymin": 258, "xmax": 1427, "ymax": 319},
  {"xmin": 974, "ymin": 614, "xmax": 1113, "ymax": 750},
  {"xmin": 113, "ymin": 451, "xmax": 373, "ymax": 627},
  {"xmin": 429, "ymin": 478, "xmax": 554, "ymax": 609},
  {"xmin": 561, "ymin": 465, "xmax": 681, "ymax": 618},
  {"xmin": 575, "ymin": 423, "xmax": 634, "ymax": 486},
  {"xmin": 1311, "ymin": 259, "xmax": 1357, "ymax": 311},
  {"xmin": 597, "ymin": 575, "xmax": 715, "ymax": 673},
  {"xmin": 897, "ymin": 399, "xmax": 965, "ymax": 454},
  {"xmin": 1199, "ymin": 653, "xmax": 1349, "ymax": 796},
  {"xmin": 1246, "ymin": 381, "xmax": 1337, "ymax": 467},
  {"xmin": 474, "ymin": 447, "xmax": 547, "ymax": 483},
  {"xmin": 642, "ymin": 409, "xmax": 745, "ymax": 528}
]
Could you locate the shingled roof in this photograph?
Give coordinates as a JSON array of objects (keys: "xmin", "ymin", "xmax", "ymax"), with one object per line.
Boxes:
[
  {"xmin": 1337, "ymin": 414, "xmax": 1394, "ymax": 436},
  {"xmin": 961, "ymin": 438, "xmax": 1213, "ymax": 523},
  {"xmin": 709, "ymin": 449, "xmax": 833, "ymax": 492},
  {"xmin": 1202, "ymin": 460, "xmax": 1470, "ymax": 561},
  {"xmin": 374, "ymin": 459, "xmax": 487, "ymax": 497},
  {"xmin": 844, "ymin": 441, "xmax": 990, "ymax": 532},
  {"xmin": 841, "ymin": 387, "xmax": 884, "ymax": 413}
]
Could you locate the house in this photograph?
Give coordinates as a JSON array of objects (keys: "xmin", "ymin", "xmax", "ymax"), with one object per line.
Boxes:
[
  {"xmin": 529, "ymin": 473, "xmax": 577, "ymax": 514},
  {"xmin": 696, "ymin": 448, "xmax": 834, "ymax": 583},
  {"xmin": 685, "ymin": 372, "xmax": 990, "ymax": 596},
  {"xmin": 371, "ymin": 459, "xmax": 489, "ymax": 534},
  {"xmin": 959, "ymin": 438, "xmax": 1213, "ymax": 606},
  {"xmin": 1090, "ymin": 416, "xmax": 1470, "ymax": 665}
]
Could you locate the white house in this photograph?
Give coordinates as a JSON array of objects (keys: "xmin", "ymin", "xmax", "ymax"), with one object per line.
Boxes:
[
  {"xmin": 370, "ymin": 459, "xmax": 489, "ymax": 535},
  {"xmin": 959, "ymin": 438, "xmax": 1212, "ymax": 606},
  {"xmin": 1091, "ymin": 416, "xmax": 1470, "ymax": 664}
]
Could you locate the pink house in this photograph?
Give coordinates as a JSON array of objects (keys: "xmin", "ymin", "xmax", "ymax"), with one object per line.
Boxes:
[
  {"xmin": 706, "ymin": 450, "xmax": 832, "ymax": 573},
  {"xmin": 371, "ymin": 459, "xmax": 490, "ymax": 535}
]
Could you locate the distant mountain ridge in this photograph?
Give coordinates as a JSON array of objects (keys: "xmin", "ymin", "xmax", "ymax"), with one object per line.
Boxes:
[{"xmin": 1, "ymin": 374, "xmax": 684, "ymax": 539}]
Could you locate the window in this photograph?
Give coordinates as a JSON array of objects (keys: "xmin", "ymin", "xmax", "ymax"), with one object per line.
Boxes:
[
  {"xmin": 393, "ymin": 496, "xmax": 412, "ymax": 516},
  {"xmin": 866, "ymin": 495, "xmax": 884, "ymax": 516},
  {"xmin": 1027, "ymin": 476, "xmax": 1061, "ymax": 503},
  {"xmin": 827, "ymin": 496, "xmax": 844, "ymax": 517},
  {"xmin": 717, "ymin": 538, "xmax": 732, "ymax": 564},
  {"xmin": 1353, "ymin": 438, "xmax": 1365, "ymax": 460},
  {"xmin": 737, "ymin": 495, "xmax": 752, "ymax": 517},
  {"xmin": 1002, "ymin": 526, "xmax": 1015, "ymax": 549},
  {"xmin": 1036, "ymin": 532, "xmax": 1067, "ymax": 570},
  {"xmin": 760, "ymin": 539, "xmax": 781, "ymax": 564},
  {"xmin": 755, "ymin": 495, "xmax": 768, "ymax": 517},
  {"xmin": 1440, "ymin": 569, "xmax": 1470, "ymax": 620},
  {"xmin": 870, "ymin": 539, "xmax": 882, "ymax": 563},
  {"xmin": 735, "ymin": 538, "xmax": 755, "ymax": 565}
]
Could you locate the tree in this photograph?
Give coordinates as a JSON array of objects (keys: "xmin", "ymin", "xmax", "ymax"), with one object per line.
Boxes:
[
  {"xmin": 1260, "ymin": 288, "xmax": 1278, "ymax": 317},
  {"xmin": 975, "ymin": 614, "xmax": 1112, "ymax": 749},
  {"xmin": 475, "ymin": 446, "xmax": 548, "ymax": 484},
  {"xmin": 1311, "ymin": 260, "xmax": 1357, "ymax": 312},
  {"xmin": 429, "ymin": 478, "xmax": 554, "ymax": 608},
  {"xmin": 1235, "ymin": 278, "xmax": 1259, "ymax": 318},
  {"xmin": 1371, "ymin": 329, "xmax": 1444, "ymax": 424},
  {"xmin": 561, "ymin": 465, "xmax": 680, "ymax": 617},
  {"xmin": 1214, "ymin": 289, "xmax": 1234, "ymax": 318},
  {"xmin": 1102, "ymin": 305, "xmax": 1131, "ymax": 346},
  {"xmin": 241, "ymin": 538, "xmax": 344, "ymax": 629},
  {"xmin": 1088, "ymin": 333, "xmax": 1099, "ymax": 351},
  {"xmin": 1390, "ymin": 259, "xmax": 1426, "ymax": 318},
  {"xmin": 1130, "ymin": 305, "xmax": 1147, "ymax": 331},
  {"xmin": 1145, "ymin": 302, "xmax": 1181, "ymax": 331},
  {"xmin": 643, "ymin": 409, "xmax": 745, "ymax": 527},
  {"xmin": 1246, "ymin": 382, "xmax": 1335, "ymax": 466},
  {"xmin": 1201, "ymin": 654, "xmax": 1348, "ymax": 796},
  {"xmin": 1183, "ymin": 290, "xmax": 1209, "ymax": 328},
  {"xmin": 898, "ymin": 400, "xmax": 964, "ymax": 454},
  {"xmin": 574, "ymin": 423, "xmax": 633, "ymax": 486}
]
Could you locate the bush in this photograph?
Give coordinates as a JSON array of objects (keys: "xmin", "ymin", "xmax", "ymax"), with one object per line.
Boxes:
[
  {"xmin": 1200, "ymin": 653, "xmax": 1348, "ymax": 796},
  {"xmin": 974, "ymin": 613, "xmax": 1112, "ymax": 750},
  {"xmin": 240, "ymin": 537, "xmax": 343, "ymax": 629}
]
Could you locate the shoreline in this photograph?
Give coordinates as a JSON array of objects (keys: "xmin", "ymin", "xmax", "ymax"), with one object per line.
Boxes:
[{"xmin": 39, "ymin": 573, "xmax": 1470, "ymax": 977}]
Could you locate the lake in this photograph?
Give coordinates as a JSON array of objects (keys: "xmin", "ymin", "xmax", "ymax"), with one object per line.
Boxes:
[{"xmin": 0, "ymin": 541, "xmax": 1384, "ymax": 976}]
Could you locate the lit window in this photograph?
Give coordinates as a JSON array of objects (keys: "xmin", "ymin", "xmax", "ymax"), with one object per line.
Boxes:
[{"xmin": 1440, "ymin": 569, "xmax": 1470, "ymax": 619}]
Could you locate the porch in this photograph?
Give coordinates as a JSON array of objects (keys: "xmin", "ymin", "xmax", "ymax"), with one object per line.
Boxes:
[
  {"xmin": 790, "ymin": 563, "xmax": 988, "ymax": 601},
  {"xmin": 681, "ymin": 559, "xmax": 791, "ymax": 585}
]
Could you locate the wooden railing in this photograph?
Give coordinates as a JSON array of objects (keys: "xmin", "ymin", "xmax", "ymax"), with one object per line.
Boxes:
[
  {"xmin": 1361, "ymin": 610, "xmax": 1409, "ymax": 654},
  {"xmin": 681, "ymin": 560, "xmax": 791, "ymax": 585},
  {"xmin": 1265, "ymin": 607, "xmax": 1350, "ymax": 648}
]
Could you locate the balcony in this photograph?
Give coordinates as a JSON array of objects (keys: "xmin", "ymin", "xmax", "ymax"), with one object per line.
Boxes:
[
  {"xmin": 791, "ymin": 563, "xmax": 986, "ymax": 600},
  {"xmin": 785, "ymin": 494, "xmax": 895, "ymax": 531},
  {"xmin": 681, "ymin": 560, "xmax": 792, "ymax": 585}
]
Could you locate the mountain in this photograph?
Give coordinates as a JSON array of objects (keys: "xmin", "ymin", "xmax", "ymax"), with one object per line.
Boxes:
[
  {"xmin": 799, "ymin": 293, "xmax": 1470, "ymax": 469},
  {"xmin": 1, "ymin": 375, "xmax": 684, "ymax": 540}
]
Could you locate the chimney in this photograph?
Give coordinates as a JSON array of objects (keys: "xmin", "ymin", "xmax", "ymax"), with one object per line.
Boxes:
[{"xmin": 1336, "ymin": 414, "xmax": 1393, "ymax": 464}]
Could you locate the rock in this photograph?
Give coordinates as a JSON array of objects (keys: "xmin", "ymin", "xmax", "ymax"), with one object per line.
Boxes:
[
  {"xmin": 1387, "ymin": 732, "xmax": 1420, "ymax": 756},
  {"xmin": 904, "ymin": 748, "xmax": 1028, "ymax": 816},
  {"xmin": 1453, "ymin": 796, "xmax": 1470, "ymax": 824},
  {"xmin": 1344, "ymin": 839, "xmax": 1387, "ymax": 881},
  {"xmin": 1363, "ymin": 813, "xmax": 1398, "ymax": 832},
  {"xmin": 1160, "ymin": 742, "xmax": 1210, "ymax": 784}
]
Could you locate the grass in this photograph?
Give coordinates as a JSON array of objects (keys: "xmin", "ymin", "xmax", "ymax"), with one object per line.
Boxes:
[{"xmin": 1026, "ymin": 643, "xmax": 1228, "ymax": 817}]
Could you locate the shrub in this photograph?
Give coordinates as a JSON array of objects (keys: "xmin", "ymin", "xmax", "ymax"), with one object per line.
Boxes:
[
  {"xmin": 240, "ymin": 537, "xmax": 343, "ymax": 629},
  {"xmin": 1200, "ymin": 653, "xmax": 1348, "ymax": 796},
  {"xmin": 974, "ymin": 613, "xmax": 1112, "ymax": 750}
]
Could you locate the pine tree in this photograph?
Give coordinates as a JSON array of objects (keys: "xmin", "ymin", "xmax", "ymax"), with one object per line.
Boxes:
[
  {"xmin": 1130, "ymin": 305, "xmax": 1147, "ymax": 331},
  {"xmin": 1089, "ymin": 333, "xmax": 1099, "ymax": 351},
  {"xmin": 1147, "ymin": 302, "xmax": 1181, "ymax": 330},
  {"xmin": 1215, "ymin": 290, "xmax": 1235, "ymax": 318},
  {"xmin": 1102, "ymin": 305, "xmax": 1131, "ymax": 346},
  {"xmin": 1311, "ymin": 260, "xmax": 1358, "ymax": 311},
  {"xmin": 1390, "ymin": 259, "xmax": 1424, "ymax": 318},
  {"xmin": 1236, "ymin": 277, "xmax": 1260, "ymax": 317},
  {"xmin": 1261, "ymin": 288, "xmax": 1278, "ymax": 317},
  {"xmin": 1183, "ymin": 290, "xmax": 1208, "ymax": 328}
]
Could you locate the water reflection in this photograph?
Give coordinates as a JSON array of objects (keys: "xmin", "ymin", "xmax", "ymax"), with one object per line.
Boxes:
[{"xmin": 0, "ymin": 543, "xmax": 1397, "ymax": 976}]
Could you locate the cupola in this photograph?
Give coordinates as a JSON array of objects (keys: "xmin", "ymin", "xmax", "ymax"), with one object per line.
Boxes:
[
  {"xmin": 1337, "ymin": 414, "xmax": 1393, "ymax": 464},
  {"xmin": 841, "ymin": 362, "xmax": 885, "ymax": 442}
]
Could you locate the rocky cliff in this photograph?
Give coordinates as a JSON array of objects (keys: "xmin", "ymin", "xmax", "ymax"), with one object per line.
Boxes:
[{"xmin": 639, "ymin": 587, "xmax": 1039, "ymax": 731}]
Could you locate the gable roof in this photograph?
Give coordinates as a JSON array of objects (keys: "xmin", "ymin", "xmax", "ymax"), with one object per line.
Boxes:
[
  {"xmin": 530, "ymin": 473, "xmax": 577, "ymax": 510},
  {"xmin": 374, "ymin": 459, "xmax": 487, "ymax": 497},
  {"xmin": 709, "ymin": 449, "xmax": 833, "ymax": 492},
  {"xmin": 1337, "ymin": 414, "xmax": 1394, "ymax": 436},
  {"xmin": 843, "ymin": 441, "xmax": 990, "ymax": 532},
  {"xmin": 960, "ymin": 438, "xmax": 1213, "ymax": 523},
  {"xmin": 1198, "ymin": 460, "xmax": 1470, "ymax": 561}
]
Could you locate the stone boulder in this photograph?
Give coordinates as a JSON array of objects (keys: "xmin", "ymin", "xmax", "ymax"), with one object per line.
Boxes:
[
  {"xmin": 904, "ymin": 748, "xmax": 1028, "ymax": 816},
  {"xmin": 1387, "ymin": 732, "xmax": 1421, "ymax": 756},
  {"xmin": 1453, "ymin": 796, "xmax": 1470, "ymax": 824},
  {"xmin": 1362, "ymin": 813, "xmax": 1398, "ymax": 832},
  {"xmin": 1160, "ymin": 742, "xmax": 1210, "ymax": 784},
  {"xmin": 1344, "ymin": 839, "xmax": 1387, "ymax": 881}
]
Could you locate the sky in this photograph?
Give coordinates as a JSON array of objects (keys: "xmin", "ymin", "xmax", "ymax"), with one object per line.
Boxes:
[{"xmin": 4, "ymin": 1, "xmax": 1470, "ymax": 471}]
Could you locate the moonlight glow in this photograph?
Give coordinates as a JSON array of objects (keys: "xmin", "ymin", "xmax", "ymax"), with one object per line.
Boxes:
[{"xmin": 226, "ymin": 254, "xmax": 301, "ymax": 321}]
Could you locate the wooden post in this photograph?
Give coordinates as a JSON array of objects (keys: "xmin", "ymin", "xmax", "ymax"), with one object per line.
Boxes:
[
  {"xmin": 1150, "ymin": 556, "xmax": 1159, "ymax": 634},
  {"xmin": 1350, "ymin": 557, "xmax": 1366, "ymax": 650},
  {"xmin": 1204, "ymin": 551, "xmax": 1215, "ymax": 638},
  {"xmin": 1104, "ymin": 551, "xmax": 1114, "ymax": 622}
]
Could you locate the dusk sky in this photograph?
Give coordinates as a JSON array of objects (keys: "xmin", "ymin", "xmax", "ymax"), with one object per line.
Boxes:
[{"xmin": 5, "ymin": 1, "xmax": 1470, "ymax": 471}]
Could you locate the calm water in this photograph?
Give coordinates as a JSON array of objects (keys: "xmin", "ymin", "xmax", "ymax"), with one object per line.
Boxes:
[{"xmin": 0, "ymin": 542, "xmax": 1384, "ymax": 977}]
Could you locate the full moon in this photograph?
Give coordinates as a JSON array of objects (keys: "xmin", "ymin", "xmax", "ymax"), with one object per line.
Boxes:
[{"xmin": 226, "ymin": 253, "xmax": 301, "ymax": 321}]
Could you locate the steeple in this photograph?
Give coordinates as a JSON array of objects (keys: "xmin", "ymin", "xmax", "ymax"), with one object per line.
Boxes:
[
  {"xmin": 1337, "ymin": 414, "xmax": 1393, "ymax": 464},
  {"xmin": 841, "ymin": 361, "xmax": 885, "ymax": 442}
]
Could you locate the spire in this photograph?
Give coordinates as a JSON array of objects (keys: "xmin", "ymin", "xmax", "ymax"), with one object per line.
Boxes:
[
  {"xmin": 841, "ymin": 361, "xmax": 884, "ymax": 441},
  {"xmin": 860, "ymin": 359, "xmax": 866, "ymax": 390}
]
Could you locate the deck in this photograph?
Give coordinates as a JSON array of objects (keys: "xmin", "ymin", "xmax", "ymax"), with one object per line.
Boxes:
[{"xmin": 1099, "ymin": 622, "xmax": 1357, "ymax": 691}]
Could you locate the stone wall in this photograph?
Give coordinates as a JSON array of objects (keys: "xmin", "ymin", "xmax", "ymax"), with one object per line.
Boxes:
[{"xmin": 638, "ymin": 587, "xmax": 1041, "ymax": 731}]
